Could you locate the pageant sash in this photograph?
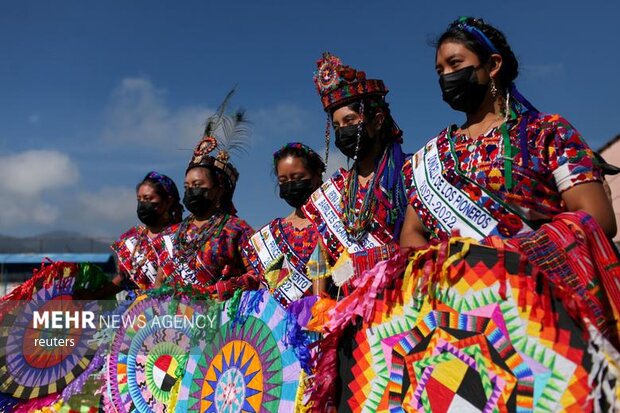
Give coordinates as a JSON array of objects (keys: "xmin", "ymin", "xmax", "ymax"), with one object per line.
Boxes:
[
  {"xmin": 268, "ymin": 258, "xmax": 314, "ymax": 305},
  {"xmin": 412, "ymin": 139, "xmax": 532, "ymax": 240},
  {"xmin": 121, "ymin": 236, "xmax": 158, "ymax": 284},
  {"xmin": 162, "ymin": 234, "xmax": 202, "ymax": 285},
  {"xmin": 250, "ymin": 221, "xmax": 314, "ymax": 305},
  {"xmin": 249, "ymin": 223, "xmax": 282, "ymax": 272},
  {"xmin": 112, "ymin": 227, "xmax": 159, "ymax": 288},
  {"xmin": 307, "ymin": 172, "xmax": 384, "ymax": 255}
]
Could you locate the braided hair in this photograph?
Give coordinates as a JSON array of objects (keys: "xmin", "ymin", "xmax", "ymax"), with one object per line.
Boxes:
[
  {"xmin": 437, "ymin": 17, "xmax": 518, "ymax": 90},
  {"xmin": 438, "ymin": 17, "xmax": 540, "ymax": 185},
  {"xmin": 438, "ymin": 17, "xmax": 538, "ymax": 114},
  {"xmin": 335, "ymin": 96, "xmax": 403, "ymax": 144},
  {"xmin": 331, "ymin": 96, "xmax": 407, "ymax": 238}
]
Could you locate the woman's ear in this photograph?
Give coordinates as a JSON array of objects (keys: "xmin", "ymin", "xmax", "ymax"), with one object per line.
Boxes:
[
  {"xmin": 488, "ymin": 53, "xmax": 503, "ymax": 79},
  {"xmin": 373, "ymin": 112, "xmax": 385, "ymax": 132}
]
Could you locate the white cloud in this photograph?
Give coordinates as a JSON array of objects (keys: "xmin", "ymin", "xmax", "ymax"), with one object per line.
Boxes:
[
  {"xmin": 0, "ymin": 150, "xmax": 79, "ymax": 197},
  {"xmin": 100, "ymin": 77, "xmax": 212, "ymax": 152},
  {"xmin": 0, "ymin": 197, "xmax": 60, "ymax": 226},
  {"xmin": 0, "ymin": 150, "xmax": 79, "ymax": 229}
]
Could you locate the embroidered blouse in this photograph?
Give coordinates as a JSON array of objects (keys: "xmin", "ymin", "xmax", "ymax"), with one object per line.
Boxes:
[
  {"xmin": 155, "ymin": 214, "xmax": 254, "ymax": 286},
  {"xmin": 403, "ymin": 112, "xmax": 602, "ymax": 241}
]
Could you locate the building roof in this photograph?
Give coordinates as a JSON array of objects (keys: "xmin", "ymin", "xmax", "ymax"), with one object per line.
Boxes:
[{"xmin": 0, "ymin": 253, "xmax": 114, "ymax": 265}]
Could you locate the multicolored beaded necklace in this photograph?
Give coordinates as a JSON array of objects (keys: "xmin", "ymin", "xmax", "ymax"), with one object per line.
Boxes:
[
  {"xmin": 341, "ymin": 167, "xmax": 378, "ymax": 242},
  {"xmin": 172, "ymin": 213, "xmax": 229, "ymax": 267}
]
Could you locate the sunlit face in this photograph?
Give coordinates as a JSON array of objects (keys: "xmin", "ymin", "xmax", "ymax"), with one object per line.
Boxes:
[
  {"xmin": 137, "ymin": 183, "xmax": 163, "ymax": 203},
  {"xmin": 277, "ymin": 156, "xmax": 321, "ymax": 188},
  {"xmin": 331, "ymin": 105, "xmax": 363, "ymax": 129},
  {"xmin": 435, "ymin": 41, "xmax": 490, "ymax": 83},
  {"xmin": 331, "ymin": 104, "xmax": 382, "ymax": 138},
  {"xmin": 184, "ymin": 167, "xmax": 221, "ymax": 203}
]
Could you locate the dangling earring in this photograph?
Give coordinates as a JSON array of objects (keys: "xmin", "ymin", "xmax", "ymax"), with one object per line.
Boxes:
[
  {"xmin": 324, "ymin": 114, "xmax": 331, "ymax": 172},
  {"xmin": 490, "ymin": 77, "xmax": 498, "ymax": 99},
  {"xmin": 353, "ymin": 100, "xmax": 365, "ymax": 162},
  {"xmin": 353, "ymin": 123, "xmax": 362, "ymax": 161}
]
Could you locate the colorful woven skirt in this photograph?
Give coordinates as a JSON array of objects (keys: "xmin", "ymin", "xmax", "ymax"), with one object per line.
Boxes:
[
  {"xmin": 175, "ymin": 289, "xmax": 307, "ymax": 412},
  {"xmin": 0, "ymin": 262, "xmax": 106, "ymax": 403},
  {"xmin": 313, "ymin": 240, "xmax": 620, "ymax": 412}
]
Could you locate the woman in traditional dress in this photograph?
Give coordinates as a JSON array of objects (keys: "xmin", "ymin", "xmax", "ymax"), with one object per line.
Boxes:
[
  {"xmin": 302, "ymin": 53, "xmax": 412, "ymax": 412},
  {"xmin": 397, "ymin": 15, "xmax": 620, "ymax": 361},
  {"xmin": 242, "ymin": 142, "xmax": 326, "ymax": 307},
  {"xmin": 154, "ymin": 96, "xmax": 255, "ymax": 298},
  {"xmin": 304, "ymin": 53, "xmax": 408, "ymax": 295},
  {"xmin": 76, "ymin": 171, "xmax": 183, "ymax": 299},
  {"xmin": 400, "ymin": 17, "xmax": 616, "ymax": 247}
]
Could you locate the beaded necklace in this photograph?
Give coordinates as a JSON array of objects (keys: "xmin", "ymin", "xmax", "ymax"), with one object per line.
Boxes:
[
  {"xmin": 172, "ymin": 213, "xmax": 229, "ymax": 267},
  {"xmin": 341, "ymin": 167, "xmax": 378, "ymax": 242}
]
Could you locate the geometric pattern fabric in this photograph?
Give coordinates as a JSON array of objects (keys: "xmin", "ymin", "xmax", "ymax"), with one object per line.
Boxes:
[{"xmin": 339, "ymin": 243, "xmax": 612, "ymax": 412}]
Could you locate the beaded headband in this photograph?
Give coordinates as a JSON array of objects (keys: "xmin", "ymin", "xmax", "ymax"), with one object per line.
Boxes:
[
  {"xmin": 451, "ymin": 17, "xmax": 499, "ymax": 54},
  {"xmin": 272, "ymin": 142, "xmax": 326, "ymax": 172}
]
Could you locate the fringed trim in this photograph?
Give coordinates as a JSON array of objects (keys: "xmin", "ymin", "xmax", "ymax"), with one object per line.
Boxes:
[
  {"xmin": 306, "ymin": 295, "xmax": 337, "ymax": 333},
  {"xmin": 11, "ymin": 394, "xmax": 60, "ymax": 413},
  {"xmin": 585, "ymin": 321, "xmax": 620, "ymax": 412},
  {"xmin": 307, "ymin": 334, "xmax": 339, "ymax": 413},
  {"xmin": 0, "ymin": 394, "xmax": 20, "ymax": 412},
  {"xmin": 225, "ymin": 289, "xmax": 243, "ymax": 321},
  {"xmin": 60, "ymin": 348, "xmax": 105, "ymax": 401},
  {"xmin": 294, "ymin": 370, "xmax": 312, "ymax": 413},
  {"xmin": 226, "ymin": 289, "xmax": 265, "ymax": 330},
  {"xmin": 286, "ymin": 296, "xmax": 320, "ymax": 374},
  {"xmin": 74, "ymin": 263, "xmax": 109, "ymax": 291},
  {"xmin": 406, "ymin": 237, "xmax": 477, "ymax": 310},
  {"xmin": 1, "ymin": 262, "xmax": 75, "ymax": 323}
]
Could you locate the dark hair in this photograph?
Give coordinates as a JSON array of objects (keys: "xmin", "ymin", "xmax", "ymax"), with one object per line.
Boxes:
[
  {"xmin": 186, "ymin": 165, "xmax": 236, "ymax": 215},
  {"xmin": 332, "ymin": 96, "xmax": 403, "ymax": 143},
  {"xmin": 273, "ymin": 142, "xmax": 326, "ymax": 177},
  {"xmin": 436, "ymin": 17, "xmax": 519, "ymax": 89},
  {"xmin": 137, "ymin": 172, "xmax": 183, "ymax": 224}
]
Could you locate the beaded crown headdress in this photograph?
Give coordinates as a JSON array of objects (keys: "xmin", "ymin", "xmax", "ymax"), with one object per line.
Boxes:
[
  {"xmin": 187, "ymin": 88, "xmax": 250, "ymax": 192},
  {"xmin": 313, "ymin": 52, "xmax": 388, "ymax": 112}
]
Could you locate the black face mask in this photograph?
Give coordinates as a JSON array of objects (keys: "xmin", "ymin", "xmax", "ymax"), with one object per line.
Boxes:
[
  {"xmin": 137, "ymin": 201, "xmax": 160, "ymax": 227},
  {"xmin": 279, "ymin": 179, "xmax": 315, "ymax": 209},
  {"xmin": 183, "ymin": 187, "xmax": 212, "ymax": 216},
  {"xmin": 439, "ymin": 65, "xmax": 489, "ymax": 113},
  {"xmin": 335, "ymin": 123, "xmax": 373, "ymax": 160}
]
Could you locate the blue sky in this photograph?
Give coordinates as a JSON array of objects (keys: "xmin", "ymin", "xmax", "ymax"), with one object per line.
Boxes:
[{"xmin": 1, "ymin": 1, "xmax": 619, "ymax": 241}]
